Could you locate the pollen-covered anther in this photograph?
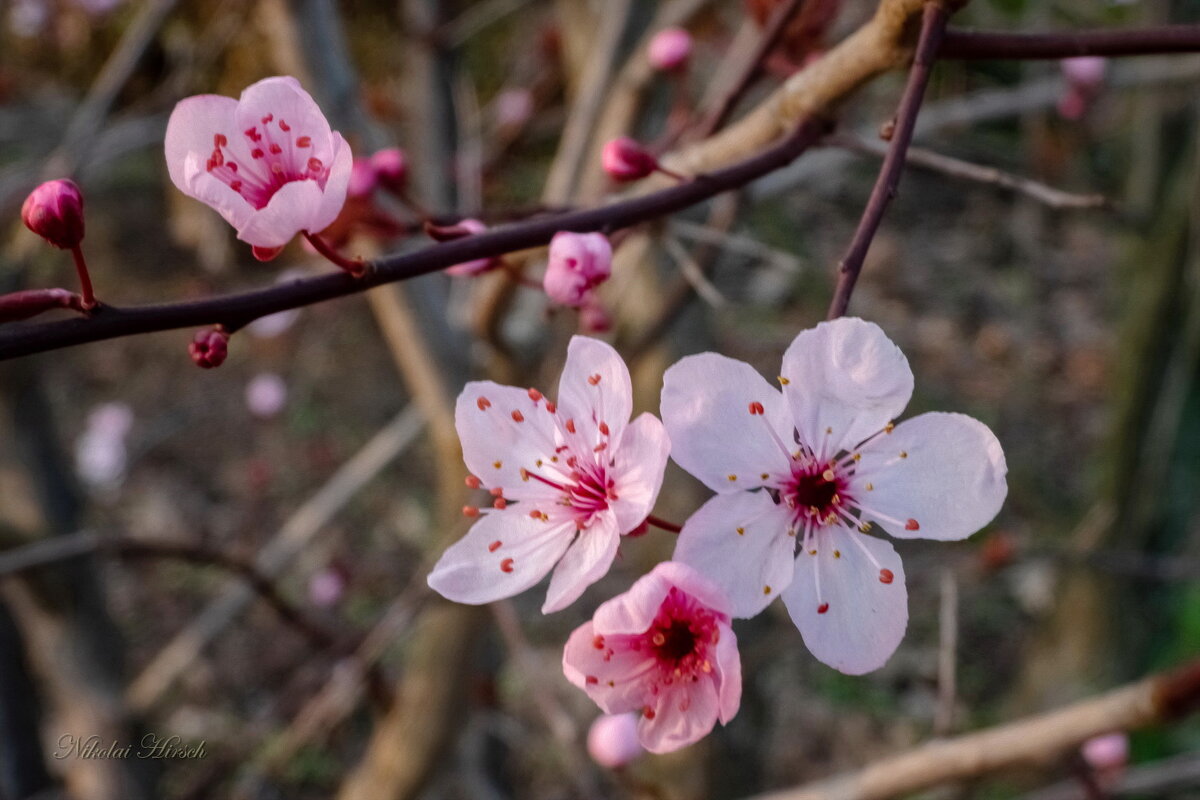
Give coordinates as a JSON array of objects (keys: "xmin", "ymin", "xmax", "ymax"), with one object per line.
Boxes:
[
  {"xmin": 598, "ymin": 421, "xmax": 610, "ymax": 435},
  {"xmin": 527, "ymin": 387, "xmax": 543, "ymax": 402},
  {"xmin": 727, "ymin": 474, "xmax": 737, "ymax": 482},
  {"xmin": 500, "ymin": 558, "xmax": 515, "ymax": 573},
  {"xmin": 493, "ymin": 498, "xmax": 508, "ymax": 509},
  {"xmin": 885, "ymin": 421, "xmax": 895, "ymax": 434},
  {"xmin": 519, "ymin": 468, "xmax": 529, "ymax": 481},
  {"xmin": 465, "ymin": 475, "xmax": 481, "ymax": 489},
  {"xmin": 865, "ymin": 482, "xmax": 874, "ymax": 491},
  {"xmin": 488, "ymin": 540, "xmax": 502, "ymax": 552},
  {"xmin": 899, "ymin": 451, "xmax": 908, "ymax": 459},
  {"xmin": 463, "ymin": 506, "xmax": 480, "ymax": 517},
  {"xmin": 588, "ymin": 373, "xmax": 602, "ymax": 385},
  {"xmin": 566, "ymin": 419, "xmax": 576, "ymax": 434},
  {"xmin": 477, "ymin": 396, "xmax": 491, "ymax": 410},
  {"xmin": 817, "ymin": 602, "xmax": 829, "ymax": 614},
  {"xmin": 748, "ymin": 401, "xmax": 765, "ymax": 415},
  {"xmin": 511, "ymin": 410, "xmax": 524, "ymax": 423},
  {"xmin": 879, "ymin": 568, "xmax": 895, "ymax": 584},
  {"xmin": 859, "ymin": 522, "xmax": 872, "ymax": 532},
  {"xmin": 822, "ymin": 469, "xmax": 836, "ymax": 482},
  {"xmin": 905, "ymin": 518, "xmax": 920, "ymax": 531},
  {"xmin": 777, "ymin": 376, "xmax": 790, "ymax": 385},
  {"xmin": 736, "ymin": 527, "xmax": 745, "ymax": 536}
]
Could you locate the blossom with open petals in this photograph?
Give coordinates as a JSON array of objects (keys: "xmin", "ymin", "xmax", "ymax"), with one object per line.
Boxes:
[
  {"xmin": 428, "ymin": 337, "xmax": 671, "ymax": 613},
  {"xmin": 662, "ymin": 318, "xmax": 1007, "ymax": 674},
  {"xmin": 563, "ymin": 562, "xmax": 741, "ymax": 753},
  {"xmin": 165, "ymin": 76, "xmax": 352, "ymax": 252}
]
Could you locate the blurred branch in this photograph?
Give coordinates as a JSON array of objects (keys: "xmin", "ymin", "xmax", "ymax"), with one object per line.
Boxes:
[
  {"xmin": 826, "ymin": 1, "xmax": 949, "ymax": 320},
  {"xmin": 442, "ymin": 0, "xmax": 536, "ymax": 47},
  {"xmin": 1022, "ymin": 751, "xmax": 1200, "ymax": 800},
  {"xmin": 743, "ymin": 657, "xmax": 1200, "ymax": 800},
  {"xmin": 940, "ymin": 25, "xmax": 1200, "ymax": 60}
]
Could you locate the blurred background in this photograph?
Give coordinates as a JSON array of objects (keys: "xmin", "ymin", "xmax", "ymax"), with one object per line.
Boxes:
[{"xmin": 0, "ymin": 0, "xmax": 1198, "ymax": 798}]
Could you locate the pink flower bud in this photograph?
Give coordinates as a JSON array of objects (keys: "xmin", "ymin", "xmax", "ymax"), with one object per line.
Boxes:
[
  {"xmin": 189, "ymin": 328, "xmax": 229, "ymax": 369},
  {"xmin": 370, "ymin": 148, "xmax": 408, "ymax": 193},
  {"xmin": 543, "ymin": 231, "xmax": 612, "ymax": 308},
  {"xmin": 22, "ymin": 179, "xmax": 85, "ymax": 249},
  {"xmin": 348, "ymin": 157, "xmax": 378, "ymax": 199},
  {"xmin": 444, "ymin": 219, "xmax": 499, "ymax": 276},
  {"xmin": 602, "ymin": 137, "xmax": 658, "ymax": 182},
  {"xmin": 492, "ymin": 88, "xmax": 535, "ymax": 129},
  {"xmin": 648, "ymin": 27, "xmax": 693, "ymax": 72},
  {"xmin": 308, "ymin": 566, "xmax": 347, "ymax": 607},
  {"xmin": 1082, "ymin": 732, "xmax": 1129, "ymax": 774},
  {"xmin": 587, "ymin": 714, "xmax": 644, "ymax": 768},
  {"xmin": 245, "ymin": 372, "xmax": 288, "ymax": 418},
  {"xmin": 1062, "ymin": 56, "xmax": 1107, "ymax": 90}
]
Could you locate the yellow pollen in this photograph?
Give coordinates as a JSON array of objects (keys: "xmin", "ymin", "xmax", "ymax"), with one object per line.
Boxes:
[
  {"xmin": 727, "ymin": 474, "xmax": 737, "ymax": 482},
  {"xmin": 808, "ymin": 549, "xmax": 817, "ymax": 556},
  {"xmin": 834, "ymin": 550, "xmax": 842, "ymax": 558},
  {"xmin": 866, "ymin": 482, "xmax": 874, "ymax": 491},
  {"xmin": 493, "ymin": 460, "xmax": 502, "ymax": 469},
  {"xmin": 763, "ymin": 585, "xmax": 772, "ymax": 594},
  {"xmin": 761, "ymin": 473, "xmax": 770, "ymax": 480},
  {"xmin": 536, "ymin": 459, "xmax": 543, "ymax": 467},
  {"xmin": 822, "ymin": 469, "xmax": 835, "ymax": 481},
  {"xmin": 736, "ymin": 527, "xmax": 745, "ymax": 536},
  {"xmin": 899, "ymin": 451, "xmax": 908, "ymax": 459},
  {"xmin": 701, "ymin": 660, "xmax": 712, "ymax": 673},
  {"xmin": 885, "ymin": 422, "xmax": 895, "ymax": 433},
  {"xmin": 832, "ymin": 494, "xmax": 842, "ymax": 505},
  {"xmin": 853, "ymin": 453, "xmax": 862, "ymax": 462},
  {"xmin": 777, "ymin": 376, "xmax": 790, "ymax": 385},
  {"xmin": 859, "ymin": 522, "xmax": 873, "ymax": 532}
]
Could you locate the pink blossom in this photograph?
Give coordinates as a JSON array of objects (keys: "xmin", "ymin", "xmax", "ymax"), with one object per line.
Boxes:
[
  {"xmin": 587, "ymin": 714, "xmax": 644, "ymax": 768},
  {"xmin": 370, "ymin": 148, "xmax": 408, "ymax": 193},
  {"xmin": 563, "ymin": 562, "xmax": 741, "ymax": 753},
  {"xmin": 308, "ymin": 567, "xmax": 347, "ymax": 608},
  {"xmin": 1062, "ymin": 56, "xmax": 1107, "ymax": 89},
  {"xmin": 75, "ymin": 403, "xmax": 134, "ymax": 489},
  {"xmin": 347, "ymin": 157, "xmax": 378, "ymax": 199},
  {"xmin": 22, "ymin": 179, "xmax": 85, "ymax": 250},
  {"xmin": 648, "ymin": 27, "xmax": 693, "ymax": 72},
  {"xmin": 492, "ymin": 88, "xmax": 535, "ymax": 129},
  {"xmin": 428, "ymin": 337, "xmax": 671, "ymax": 613},
  {"xmin": 543, "ymin": 231, "xmax": 612, "ymax": 308},
  {"xmin": 662, "ymin": 318, "xmax": 1007, "ymax": 674},
  {"xmin": 245, "ymin": 372, "xmax": 288, "ymax": 419},
  {"xmin": 602, "ymin": 137, "xmax": 658, "ymax": 182},
  {"xmin": 164, "ymin": 76, "xmax": 352, "ymax": 250},
  {"xmin": 1082, "ymin": 732, "xmax": 1129, "ymax": 775},
  {"xmin": 444, "ymin": 219, "xmax": 498, "ymax": 276}
]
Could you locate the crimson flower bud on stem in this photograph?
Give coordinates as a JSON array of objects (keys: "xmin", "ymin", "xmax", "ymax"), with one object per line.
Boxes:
[
  {"xmin": 648, "ymin": 27, "xmax": 693, "ymax": 73},
  {"xmin": 370, "ymin": 148, "xmax": 408, "ymax": 194},
  {"xmin": 189, "ymin": 327, "xmax": 230, "ymax": 369},
  {"xmin": 21, "ymin": 179, "xmax": 97, "ymax": 309},
  {"xmin": 601, "ymin": 137, "xmax": 686, "ymax": 183}
]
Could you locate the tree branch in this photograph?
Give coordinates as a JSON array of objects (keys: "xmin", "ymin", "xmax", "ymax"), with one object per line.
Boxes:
[
  {"xmin": 940, "ymin": 25, "xmax": 1200, "ymax": 61},
  {"xmin": 826, "ymin": 1, "xmax": 950, "ymax": 320}
]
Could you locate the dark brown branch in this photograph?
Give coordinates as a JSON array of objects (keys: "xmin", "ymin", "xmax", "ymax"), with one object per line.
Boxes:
[
  {"xmin": 940, "ymin": 24, "xmax": 1200, "ymax": 61},
  {"xmin": 0, "ymin": 117, "xmax": 830, "ymax": 361},
  {"xmin": 826, "ymin": 2, "xmax": 949, "ymax": 320}
]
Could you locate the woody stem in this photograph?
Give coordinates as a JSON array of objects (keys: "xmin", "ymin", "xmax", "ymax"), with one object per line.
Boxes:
[
  {"xmin": 646, "ymin": 514, "xmax": 683, "ymax": 534},
  {"xmin": 303, "ymin": 232, "xmax": 366, "ymax": 276}
]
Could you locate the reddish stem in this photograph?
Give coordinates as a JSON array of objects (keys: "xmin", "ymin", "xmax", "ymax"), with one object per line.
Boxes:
[
  {"xmin": 69, "ymin": 245, "xmax": 96, "ymax": 310},
  {"xmin": 645, "ymin": 514, "xmax": 683, "ymax": 534},
  {"xmin": 303, "ymin": 232, "xmax": 367, "ymax": 277}
]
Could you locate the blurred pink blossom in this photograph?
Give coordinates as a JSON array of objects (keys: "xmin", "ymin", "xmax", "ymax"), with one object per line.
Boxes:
[
  {"xmin": 602, "ymin": 137, "xmax": 657, "ymax": 182},
  {"xmin": 492, "ymin": 88, "xmax": 535, "ymax": 129},
  {"xmin": 543, "ymin": 231, "xmax": 612, "ymax": 308},
  {"xmin": 444, "ymin": 219, "xmax": 498, "ymax": 276},
  {"xmin": 308, "ymin": 567, "xmax": 347, "ymax": 608},
  {"xmin": 370, "ymin": 148, "xmax": 408, "ymax": 193},
  {"xmin": 347, "ymin": 157, "xmax": 378, "ymax": 199},
  {"xmin": 75, "ymin": 403, "xmax": 134, "ymax": 489},
  {"xmin": 648, "ymin": 27, "xmax": 693, "ymax": 72},
  {"xmin": 587, "ymin": 714, "xmax": 643, "ymax": 768},
  {"xmin": 245, "ymin": 373, "xmax": 288, "ymax": 419},
  {"xmin": 1082, "ymin": 732, "xmax": 1129, "ymax": 775},
  {"xmin": 1058, "ymin": 57, "xmax": 1108, "ymax": 120}
]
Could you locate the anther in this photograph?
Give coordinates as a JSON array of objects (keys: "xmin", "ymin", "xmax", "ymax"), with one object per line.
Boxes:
[
  {"xmin": 652, "ymin": 632, "xmax": 666, "ymax": 646},
  {"xmin": 529, "ymin": 509, "xmax": 542, "ymax": 519},
  {"xmin": 565, "ymin": 419, "xmax": 576, "ymax": 434},
  {"xmin": 905, "ymin": 518, "xmax": 920, "ymax": 531},
  {"xmin": 763, "ymin": 585, "xmax": 772, "ymax": 594},
  {"xmin": 465, "ymin": 475, "xmax": 481, "ymax": 489},
  {"xmin": 586, "ymin": 675, "xmax": 599, "ymax": 685},
  {"xmin": 500, "ymin": 558, "xmax": 515, "ymax": 573},
  {"xmin": 493, "ymin": 498, "xmax": 507, "ymax": 509},
  {"xmin": 822, "ymin": 469, "xmax": 835, "ymax": 482},
  {"xmin": 598, "ymin": 421, "xmax": 610, "ymax": 435},
  {"xmin": 593, "ymin": 635, "xmax": 605, "ymax": 649},
  {"xmin": 885, "ymin": 422, "xmax": 895, "ymax": 433},
  {"xmin": 859, "ymin": 522, "xmax": 872, "ymax": 532},
  {"xmin": 727, "ymin": 474, "xmax": 737, "ymax": 482},
  {"xmin": 588, "ymin": 374, "xmax": 601, "ymax": 385},
  {"xmin": 748, "ymin": 401, "xmax": 765, "ymax": 415},
  {"xmin": 899, "ymin": 451, "xmax": 908, "ymax": 459},
  {"xmin": 493, "ymin": 460, "xmax": 502, "ymax": 469},
  {"xmin": 477, "ymin": 396, "xmax": 491, "ymax": 410},
  {"xmin": 817, "ymin": 602, "xmax": 829, "ymax": 614},
  {"xmin": 463, "ymin": 506, "xmax": 480, "ymax": 517},
  {"xmin": 527, "ymin": 388, "xmax": 543, "ymax": 402},
  {"xmin": 865, "ymin": 482, "xmax": 874, "ymax": 491},
  {"xmin": 511, "ymin": 410, "xmax": 524, "ymax": 422},
  {"xmin": 834, "ymin": 550, "xmax": 841, "ymax": 558},
  {"xmin": 777, "ymin": 376, "xmax": 790, "ymax": 385},
  {"xmin": 545, "ymin": 401, "xmax": 557, "ymax": 413},
  {"xmin": 296, "ymin": 136, "xmax": 311, "ymax": 147},
  {"xmin": 643, "ymin": 707, "xmax": 656, "ymax": 720},
  {"xmin": 488, "ymin": 540, "xmax": 502, "ymax": 552},
  {"xmin": 736, "ymin": 527, "xmax": 745, "ymax": 536},
  {"xmin": 879, "ymin": 568, "xmax": 894, "ymax": 584}
]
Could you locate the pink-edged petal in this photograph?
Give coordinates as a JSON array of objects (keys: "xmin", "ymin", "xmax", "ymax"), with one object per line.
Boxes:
[
  {"xmin": 639, "ymin": 680, "xmax": 719, "ymax": 754},
  {"xmin": 312, "ymin": 133, "xmax": 352, "ymax": 231},
  {"xmin": 712, "ymin": 622, "xmax": 742, "ymax": 724},
  {"xmin": 455, "ymin": 381, "xmax": 563, "ymax": 498},
  {"xmin": 593, "ymin": 562, "xmax": 729, "ymax": 636},
  {"xmin": 673, "ymin": 491, "xmax": 796, "ymax": 618},
  {"xmin": 661, "ymin": 353, "xmax": 793, "ymax": 493},
  {"xmin": 427, "ymin": 511, "xmax": 574, "ymax": 604},
  {"xmin": 235, "ymin": 178, "xmax": 326, "ymax": 248},
  {"xmin": 165, "ymin": 94, "xmax": 238, "ymax": 193},
  {"xmin": 542, "ymin": 513, "xmax": 620, "ymax": 613},
  {"xmin": 563, "ymin": 622, "xmax": 657, "ymax": 713},
  {"xmin": 235, "ymin": 76, "xmax": 335, "ymax": 163},
  {"xmin": 180, "ymin": 164, "xmax": 255, "ymax": 231},
  {"xmin": 556, "ymin": 336, "xmax": 633, "ymax": 453},
  {"xmin": 782, "ymin": 527, "xmax": 907, "ymax": 675},
  {"xmin": 609, "ymin": 413, "xmax": 671, "ymax": 533},
  {"xmin": 854, "ymin": 412, "xmax": 1007, "ymax": 541},
  {"xmin": 780, "ymin": 318, "xmax": 913, "ymax": 457}
]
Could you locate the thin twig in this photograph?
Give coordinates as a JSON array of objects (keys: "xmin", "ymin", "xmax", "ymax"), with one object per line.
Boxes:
[
  {"xmin": 940, "ymin": 25, "xmax": 1200, "ymax": 61},
  {"xmin": 826, "ymin": 1, "xmax": 950, "ymax": 320}
]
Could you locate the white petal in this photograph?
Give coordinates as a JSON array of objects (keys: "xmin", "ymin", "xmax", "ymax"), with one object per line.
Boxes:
[
  {"xmin": 782, "ymin": 528, "xmax": 907, "ymax": 675},
  {"xmin": 661, "ymin": 353, "xmax": 793, "ymax": 493},
  {"xmin": 556, "ymin": 336, "xmax": 633, "ymax": 454},
  {"xmin": 164, "ymin": 94, "xmax": 238, "ymax": 194},
  {"xmin": 639, "ymin": 680, "xmax": 720, "ymax": 754},
  {"xmin": 455, "ymin": 381, "xmax": 564, "ymax": 499},
  {"xmin": 673, "ymin": 491, "xmax": 797, "ymax": 618},
  {"xmin": 542, "ymin": 513, "xmax": 620, "ymax": 613},
  {"xmin": 562, "ymin": 622, "xmax": 655, "ymax": 714},
  {"xmin": 854, "ymin": 412, "xmax": 1007, "ymax": 541},
  {"xmin": 780, "ymin": 318, "xmax": 913, "ymax": 457},
  {"xmin": 609, "ymin": 413, "xmax": 671, "ymax": 533},
  {"xmin": 427, "ymin": 511, "xmax": 573, "ymax": 605}
]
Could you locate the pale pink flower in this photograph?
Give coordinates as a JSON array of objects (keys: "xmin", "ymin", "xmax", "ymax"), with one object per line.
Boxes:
[
  {"xmin": 492, "ymin": 88, "xmax": 535, "ymax": 130},
  {"xmin": 164, "ymin": 76, "xmax": 352, "ymax": 251},
  {"xmin": 444, "ymin": 219, "xmax": 498, "ymax": 276},
  {"xmin": 1082, "ymin": 732, "xmax": 1129, "ymax": 776},
  {"xmin": 428, "ymin": 337, "xmax": 671, "ymax": 613},
  {"xmin": 543, "ymin": 231, "xmax": 612, "ymax": 308},
  {"xmin": 587, "ymin": 713, "xmax": 643, "ymax": 768},
  {"xmin": 563, "ymin": 562, "xmax": 741, "ymax": 753},
  {"xmin": 648, "ymin": 27, "xmax": 693, "ymax": 72},
  {"xmin": 75, "ymin": 403, "xmax": 134, "ymax": 489},
  {"xmin": 662, "ymin": 318, "xmax": 1007, "ymax": 674},
  {"xmin": 245, "ymin": 372, "xmax": 288, "ymax": 419}
]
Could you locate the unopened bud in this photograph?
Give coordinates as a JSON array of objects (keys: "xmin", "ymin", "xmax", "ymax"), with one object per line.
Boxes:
[
  {"xmin": 22, "ymin": 179, "xmax": 85, "ymax": 249},
  {"xmin": 602, "ymin": 137, "xmax": 659, "ymax": 182},
  {"xmin": 587, "ymin": 713, "xmax": 644, "ymax": 768},
  {"xmin": 648, "ymin": 27, "xmax": 693, "ymax": 72},
  {"xmin": 0, "ymin": 288, "xmax": 84, "ymax": 322},
  {"xmin": 189, "ymin": 327, "xmax": 229, "ymax": 369},
  {"xmin": 544, "ymin": 231, "xmax": 612, "ymax": 308},
  {"xmin": 439, "ymin": 219, "xmax": 499, "ymax": 276},
  {"xmin": 370, "ymin": 148, "xmax": 408, "ymax": 193},
  {"xmin": 348, "ymin": 157, "xmax": 379, "ymax": 199}
]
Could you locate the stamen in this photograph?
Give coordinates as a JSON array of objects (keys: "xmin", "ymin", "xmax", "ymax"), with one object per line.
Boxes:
[
  {"xmin": 511, "ymin": 410, "xmax": 524, "ymax": 422},
  {"xmin": 500, "ymin": 558, "xmax": 515, "ymax": 573},
  {"xmin": 477, "ymin": 396, "xmax": 491, "ymax": 410},
  {"xmin": 488, "ymin": 540, "xmax": 502, "ymax": 552},
  {"xmin": 879, "ymin": 568, "xmax": 894, "ymax": 584},
  {"xmin": 905, "ymin": 518, "xmax": 920, "ymax": 531},
  {"xmin": 817, "ymin": 602, "xmax": 830, "ymax": 614},
  {"xmin": 465, "ymin": 475, "xmax": 481, "ymax": 489},
  {"xmin": 296, "ymin": 136, "xmax": 311, "ymax": 147},
  {"xmin": 527, "ymin": 388, "xmax": 543, "ymax": 402},
  {"xmin": 463, "ymin": 506, "xmax": 479, "ymax": 517},
  {"xmin": 493, "ymin": 498, "xmax": 507, "ymax": 509},
  {"xmin": 748, "ymin": 401, "xmax": 765, "ymax": 415},
  {"xmin": 588, "ymin": 374, "xmax": 601, "ymax": 386}
]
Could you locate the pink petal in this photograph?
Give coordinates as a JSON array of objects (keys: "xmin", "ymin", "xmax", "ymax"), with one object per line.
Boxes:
[
  {"xmin": 608, "ymin": 412, "xmax": 671, "ymax": 533},
  {"xmin": 313, "ymin": 133, "xmax": 353, "ymax": 230},
  {"xmin": 563, "ymin": 621, "xmax": 657, "ymax": 713},
  {"xmin": 236, "ymin": 178, "xmax": 327, "ymax": 248},
  {"xmin": 854, "ymin": 412, "xmax": 1007, "ymax": 541},
  {"xmin": 661, "ymin": 352, "xmax": 793, "ymax": 493},
  {"xmin": 427, "ymin": 510, "xmax": 574, "ymax": 604},
  {"xmin": 780, "ymin": 318, "xmax": 913, "ymax": 458},
  {"xmin": 639, "ymin": 680, "xmax": 720, "ymax": 753},
  {"xmin": 712, "ymin": 621, "xmax": 742, "ymax": 724},
  {"xmin": 594, "ymin": 562, "xmax": 730, "ymax": 635},
  {"xmin": 235, "ymin": 76, "xmax": 335, "ymax": 164},
  {"xmin": 165, "ymin": 94, "xmax": 238, "ymax": 195},
  {"xmin": 180, "ymin": 167, "xmax": 255, "ymax": 232},
  {"xmin": 556, "ymin": 336, "xmax": 632, "ymax": 452},
  {"xmin": 782, "ymin": 528, "xmax": 907, "ymax": 675},
  {"xmin": 542, "ymin": 513, "xmax": 620, "ymax": 613},
  {"xmin": 673, "ymin": 491, "xmax": 796, "ymax": 618},
  {"xmin": 455, "ymin": 381, "xmax": 564, "ymax": 500}
]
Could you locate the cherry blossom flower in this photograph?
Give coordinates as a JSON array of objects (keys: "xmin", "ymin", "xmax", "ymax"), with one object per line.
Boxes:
[
  {"xmin": 543, "ymin": 231, "xmax": 612, "ymax": 308},
  {"xmin": 563, "ymin": 562, "xmax": 741, "ymax": 753},
  {"xmin": 648, "ymin": 28, "xmax": 693, "ymax": 72},
  {"xmin": 587, "ymin": 713, "xmax": 644, "ymax": 768},
  {"xmin": 164, "ymin": 76, "xmax": 352, "ymax": 253},
  {"xmin": 662, "ymin": 318, "xmax": 1007, "ymax": 674},
  {"xmin": 245, "ymin": 372, "xmax": 288, "ymax": 419},
  {"xmin": 428, "ymin": 337, "xmax": 671, "ymax": 613}
]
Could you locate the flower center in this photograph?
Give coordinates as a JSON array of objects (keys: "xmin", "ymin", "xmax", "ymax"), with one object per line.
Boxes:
[
  {"xmin": 642, "ymin": 588, "xmax": 719, "ymax": 683},
  {"xmin": 783, "ymin": 460, "xmax": 851, "ymax": 527},
  {"xmin": 791, "ymin": 470, "xmax": 838, "ymax": 511},
  {"xmin": 204, "ymin": 114, "xmax": 328, "ymax": 209},
  {"xmin": 652, "ymin": 619, "xmax": 697, "ymax": 663}
]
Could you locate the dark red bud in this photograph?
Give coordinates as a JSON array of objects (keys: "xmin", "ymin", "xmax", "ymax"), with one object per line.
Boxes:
[
  {"xmin": 21, "ymin": 179, "xmax": 85, "ymax": 249},
  {"xmin": 602, "ymin": 137, "xmax": 658, "ymax": 182},
  {"xmin": 189, "ymin": 327, "xmax": 230, "ymax": 369}
]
